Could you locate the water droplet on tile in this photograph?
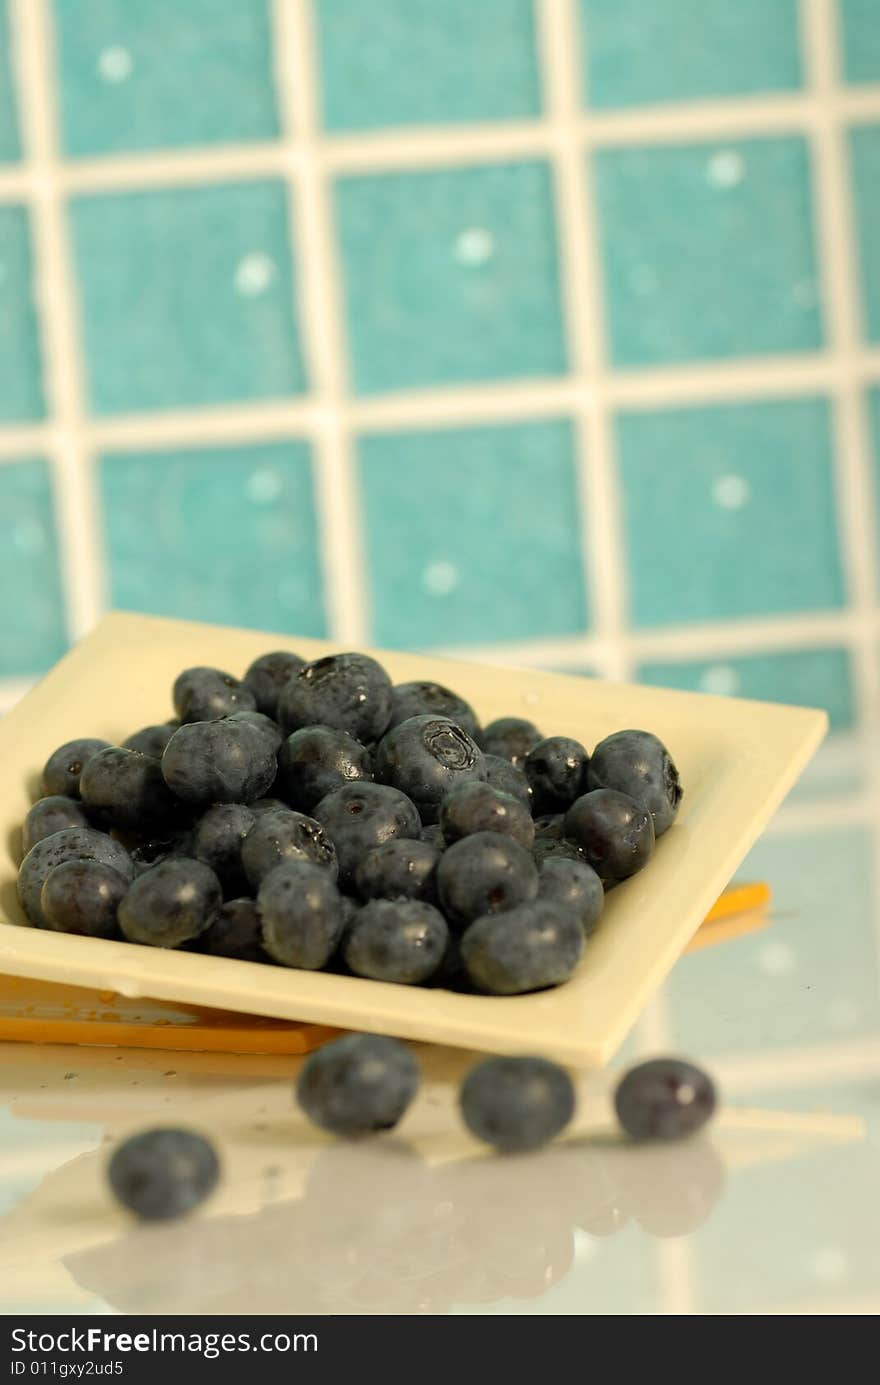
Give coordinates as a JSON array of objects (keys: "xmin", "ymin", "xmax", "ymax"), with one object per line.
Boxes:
[
  {"xmin": 97, "ymin": 46, "xmax": 133, "ymax": 83},
  {"xmin": 707, "ymin": 150, "xmax": 745, "ymax": 188},
  {"xmin": 247, "ymin": 468, "xmax": 284, "ymax": 503},
  {"xmin": 235, "ymin": 252, "xmax": 276, "ymax": 297},
  {"xmin": 755, "ymin": 941, "xmax": 797, "ymax": 976},
  {"xmin": 454, "ymin": 227, "xmax": 495, "ymax": 267},
  {"xmin": 792, "ymin": 277, "xmax": 817, "ymax": 308},
  {"xmin": 699, "ymin": 664, "xmax": 740, "ymax": 697},
  {"xmin": 712, "ymin": 473, "xmax": 751, "ymax": 510},
  {"xmin": 422, "ymin": 560, "xmax": 459, "ymax": 596}
]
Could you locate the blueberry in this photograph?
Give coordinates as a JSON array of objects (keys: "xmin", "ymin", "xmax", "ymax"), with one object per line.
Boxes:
[
  {"xmin": 538, "ymin": 857, "xmax": 604, "ymax": 935},
  {"xmin": 588, "ymin": 730, "xmax": 682, "ymax": 836},
  {"xmin": 440, "ymin": 781, "xmax": 534, "ymax": 850},
  {"xmin": 122, "ymin": 723, "xmax": 177, "ymax": 759},
  {"xmin": 355, "ymin": 837, "xmax": 439, "ymax": 903},
  {"xmin": 461, "ymin": 900, "xmax": 584, "ymax": 994},
  {"xmin": 243, "ymin": 650, "xmax": 305, "ymax": 718},
  {"xmin": 483, "ymin": 754, "xmax": 532, "ymax": 809},
  {"xmin": 313, "ymin": 782, "xmax": 421, "ymax": 886},
  {"xmin": 173, "ymin": 666, "xmax": 256, "ymax": 723},
  {"xmin": 42, "ymin": 738, "xmax": 111, "ymax": 799},
  {"xmin": 524, "ymin": 737, "xmax": 589, "ymax": 813},
  {"xmin": 241, "ymin": 807, "xmax": 337, "ymax": 889},
  {"xmin": 129, "ymin": 830, "xmax": 192, "ymax": 876},
  {"xmin": 436, "ymin": 831, "xmax": 538, "ymax": 928},
  {"xmin": 41, "ymin": 859, "xmax": 127, "ymax": 938},
  {"xmin": 108, "ymin": 1128, "xmax": 220, "ymax": 1221},
  {"xmin": 161, "ymin": 720, "xmax": 277, "ymax": 805},
  {"xmin": 419, "ymin": 823, "xmax": 445, "ymax": 850},
  {"xmin": 18, "ymin": 827, "xmax": 134, "ymax": 928},
  {"xmin": 278, "ymin": 653, "xmax": 392, "ymax": 743},
  {"xmin": 460, "ymin": 1056, "xmax": 575, "ymax": 1153},
  {"xmin": 192, "ymin": 803, "xmax": 256, "ymax": 893},
  {"xmin": 344, "ymin": 899, "xmax": 448, "ymax": 985},
  {"xmin": 250, "ymin": 797, "xmax": 288, "ymax": 816},
  {"xmin": 479, "ymin": 717, "xmax": 542, "ymax": 769},
  {"xmin": 296, "ymin": 1033, "xmax": 420, "ymax": 1137},
  {"xmin": 258, "ymin": 861, "xmax": 344, "ymax": 969},
  {"xmin": 388, "ymin": 681, "xmax": 481, "ymax": 742},
  {"xmin": 374, "ymin": 715, "xmax": 485, "ymax": 825},
  {"xmin": 614, "ymin": 1058, "xmax": 716, "ymax": 1141},
  {"xmin": 278, "ymin": 725, "xmax": 372, "ymax": 813},
  {"xmin": 225, "ymin": 709, "xmax": 284, "ymax": 753},
  {"xmin": 564, "ymin": 789, "xmax": 654, "ymax": 880},
  {"xmin": 80, "ymin": 746, "xmax": 180, "ymax": 832},
  {"xmin": 199, "ymin": 897, "xmax": 266, "ymax": 963},
  {"xmin": 118, "ymin": 858, "xmax": 221, "ymax": 948},
  {"xmin": 532, "ymin": 823, "xmax": 587, "ymax": 867},
  {"xmin": 22, "ymin": 796, "xmax": 90, "ymax": 856}
]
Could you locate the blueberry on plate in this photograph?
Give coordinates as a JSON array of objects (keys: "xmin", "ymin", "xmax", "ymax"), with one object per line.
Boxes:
[
  {"xmin": 118, "ymin": 858, "xmax": 221, "ymax": 948},
  {"xmin": 419, "ymin": 822, "xmax": 445, "ymax": 850},
  {"xmin": 354, "ymin": 837, "xmax": 439, "ymax": 902},
  {"xmin": 564, "ymin": 789, "xmax": 654, "ymax": 880},
  {"xmin": 440, "ymin": 781, "xmax": 534, "ymax": 850},
  {"xmin": 108, "ymin": 1128, "xmax": 220, "ymax": 1221},
  {"xmin": 483, "ymin": 754, "xmax": 532, "ymax": 809},
  {"xmin": 278, "ymin": 653, "xmax": 393, "ymax": 744},
  {"xmin": 173, "ymin": 666, "xmax": 256, "ymax": 723},
  {"xmin": 278, "ymin": 725, "xmax": 372, "ymax": 813},
  {"xmin": 524, "ymin": 736, "xmax": 590, "ymax": 814},
  {"xmin": 538, "ymin": 857, "xmax": 604, "ymax": 935},
  {"xmin": 388, "ymin": 681, "xmax": 481, "ymax": 743},
  {"xmin": 22, "ymin": 795, "xmax": 90, "ymax": 856},
  {"xmin": 241, "ymin": 807, "xmax": 337, "ymax": 889},
  {"xmin": 161, "ymin": 720, "xmax": 277, "ymax": 806},
  {"xmin": 17, "ymin": 827, "xmax": 134, "ymax": 928},
  {"xmin": 80, "ymin": 746, "xmax": 180, "ymax": 833},
  {"xmin": 129, "ymin": 829, "xmax": 192, "ymax": 876},
  {"xmin": 588, "ymin": 729, "xmax": 682, "ymax": 836},
  {"xmin": 614, "ymin": 1058, "xmax": 716, "ymax": 1141},
  {"xmin": 313, "ymin": 782, "xmax": 421, "ymax": 886},
  {"xmin": 243, "ymin": 650, "xmax": 305, "ymax": 719},
  {"xmin": 225, "ymin": 709, "xmax": 284, "ymax": 753},
  {"xmin": 199, "ymin": 897, "xmax": 266, "ymax": 963},
  {"xmin": 41, "ymin": 859, "xmax": 128, "ymax": 938},
  {"xmin": 436, "ymin": 831, "xmax": 538, "ymax": 928},
  {"xmin": 460, "ymin": 1056, "xmax": 575, "ymax": 1153},
  {"xmin": 461, "ymin": 899, "xmax": 584, "ymax": 994},
  {"xmin": 296, "ymin": 1033, "xmax": 420, "ymax": 1137},
  {"xmin": 42, "ymin": 738, "xmax": 111, "ymax": 799},
  {"xmin": 479, "ymin": 717, "xmax": 543, "ymax": 769},
  {"xmin": 343, "ymin": 898, "xmax": 448, "ymax": 985},
  {"xmin": 122, "ymin": 723, "xmax": 177, "ymax": 760},
  {"xmin": 258, "ymin": 861, "xmax": 344, "ymax": 969},
  {"xmin": 192, "ymin": 803, "xmax": 256, "ymax": 894},
  {"xmin": 373, "ymin": 715, "xmax": 485, "ymax": 825}
]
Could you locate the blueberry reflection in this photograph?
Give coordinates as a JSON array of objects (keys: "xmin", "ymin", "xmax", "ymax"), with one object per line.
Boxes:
[{"xmin": 64, "ymin": 1135, "xmax": 724, "ymax": 1314}]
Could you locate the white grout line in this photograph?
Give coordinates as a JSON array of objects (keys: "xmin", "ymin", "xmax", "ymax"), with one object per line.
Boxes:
[
  {"xmin": 271, "ymin": 0, "xmax": 366, "ymax": 644},
  {"xmin": 9, "ymin": 0, "xmax": 105, "ymax": 641},
  {"xmin": 1, "ymin": 84, "xmax": 880, "ymax": 204}
]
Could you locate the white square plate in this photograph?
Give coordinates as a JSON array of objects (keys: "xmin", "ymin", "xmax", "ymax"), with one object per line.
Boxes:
[{"xmin": 0, "ymin": 613, "xmax": 826, "ymax": 1066}]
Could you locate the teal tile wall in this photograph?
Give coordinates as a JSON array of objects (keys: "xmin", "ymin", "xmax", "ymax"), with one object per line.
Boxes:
[
  {"xmin": 579, "ymin": 0, "xmax": 803, "ymax": 108},
  {"xmin": 0, "ymin": 459, "xmax": 67, "ymax": 677},
  {"xmin": 0, "ymin": 0, "xmax": 876, "ymax": 755},
  {"xmin": 316, "ymin": 0, "xmax": 542, "ymax": 131},
  {"xmin": 99, "ymin": 440, "xmax": 326, "ymax": 636},
  {"xmin": 358, "ymin": 419, "xmax": 587, "ymax": 648}
]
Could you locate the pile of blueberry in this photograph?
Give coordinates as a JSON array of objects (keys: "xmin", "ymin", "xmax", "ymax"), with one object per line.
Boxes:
[
  {"xmin": 108, "ymin": 1045, "xmax": 716, "ymax": 1221},
  {"xmin": 16, "ymin": 649, "xmax": 682, "ymax": 997}
]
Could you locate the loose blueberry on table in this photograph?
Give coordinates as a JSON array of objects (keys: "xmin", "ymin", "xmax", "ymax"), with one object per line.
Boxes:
[{"xmin": 14, "ymin": 651, "xmax": 682, "ymax": 998}]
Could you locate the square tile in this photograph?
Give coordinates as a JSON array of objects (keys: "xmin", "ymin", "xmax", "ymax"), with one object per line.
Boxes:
[
  {"xmin": 358, "ymin": 418, "xmax": 587, "ymax": 647},
  {"xmin": 335, "ymin": 161, "xmax": 567, "ymax": 394},
  {"xmin": 0, "ymin": 459, "xmax": 67, "ymax": 677},
  {"xmin": 0, "ymin": 1, "xmax": 21, "ymax": 162},
  {"xmin": 315, "ymin": 0, "xmax": 541, "ymax": 131},
  {"xmin": 839, "ymin": 0, "xmax": 880, "ymax": 85},
  {"xmin": 616, "ymin": 396, "xmax": 845, "ymax": 627},
  {"xmin": 593, "ymin": 136, "xmax": 823, "ymax": 366},
  {"xmin": 849, "ymin": 125, "xmax": 880, "ymax": 344},
  {"xmin": 665, "ymin": 823, "xmax": 880, "ymax": 1056},
  {"xmin": 0, "ymin": 206, "xmax": 46, "ymax": 422},
  {"xmin": 98, "ymin": 439, "xmax": 327, "ymax": 635},
  {"xmin": 52, "ymin": 0, "xmax": 278, "ymax": 156},
  {"xmin": 578, "ymin": 0, "xmax": 802, "ymax": 108},
  {"xmin": 69, "ymin": 181, "xmax": 307, "ymax": 414},
  {"xmin": 637, "ymin": 648, "xmax": 855, "ymax": 731}
]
